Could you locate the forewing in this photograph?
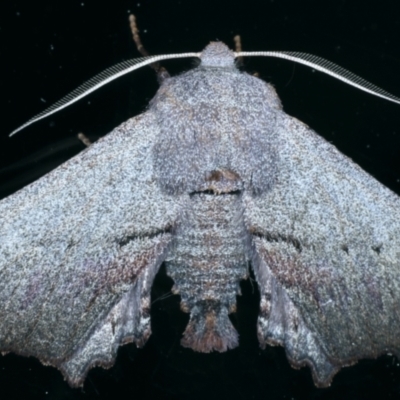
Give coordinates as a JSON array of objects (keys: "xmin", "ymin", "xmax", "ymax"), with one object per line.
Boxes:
[
  {"xmin": 0, "ymin": 111, "xmax": 184, "ymax": 386},
  {"xmin": 243, "ymin": 113, "xmax": 400, "ymax": 387}
]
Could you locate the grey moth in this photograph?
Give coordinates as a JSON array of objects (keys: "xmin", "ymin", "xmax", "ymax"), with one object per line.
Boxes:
[{"xmin": 2, "ymin": 40, "xmax": 400, "ymax": 388}]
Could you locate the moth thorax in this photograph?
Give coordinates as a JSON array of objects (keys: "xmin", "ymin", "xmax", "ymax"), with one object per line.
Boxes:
[
  {"xmin": 152, "ymin": 132, "xmax": 278, "ymax": 195},
  {"xmin": 150, "ymin": 63, "xmax": 280, "ymax": 195}
]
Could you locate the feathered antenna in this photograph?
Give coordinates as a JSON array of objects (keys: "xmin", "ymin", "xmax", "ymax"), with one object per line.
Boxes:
[{"xmin": 9, "ymin": 15, "xmax": 400, "ymax": 136}]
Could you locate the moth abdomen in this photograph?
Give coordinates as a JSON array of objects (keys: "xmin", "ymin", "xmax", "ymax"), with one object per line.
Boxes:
[{"xmin": 166, "ymin": 192, "xmax": 250, "ymax": 352}]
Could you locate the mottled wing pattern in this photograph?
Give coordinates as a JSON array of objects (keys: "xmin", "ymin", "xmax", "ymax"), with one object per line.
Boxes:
[
  {"xmin": 0, "ymin": 111, "xmax": 184, "ymax": 386},
  {"xmin": 244, "ymin": 113, "xmax": 400, "ymax": 387}
]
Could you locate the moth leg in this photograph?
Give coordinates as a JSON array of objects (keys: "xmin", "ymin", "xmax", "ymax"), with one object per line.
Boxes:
[
  {"xmin": 77, "ymin": 132, "xmax": 92, "ymax": 147},
  {"xmin": 129, "ymin": 14, "xmax": 170, "ymax": 82},
  {"xmin": 233, "ymin": 34, "xmax": 244, "ymax": 66},
  {"xmin": 232, "ymin": 34, "xmax": 259, "ymax": 76}
]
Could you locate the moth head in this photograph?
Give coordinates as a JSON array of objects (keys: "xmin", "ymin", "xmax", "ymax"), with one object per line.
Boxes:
[{"xmin": 200, "ymin": 42, "xmax": 235, "ymax": 68}]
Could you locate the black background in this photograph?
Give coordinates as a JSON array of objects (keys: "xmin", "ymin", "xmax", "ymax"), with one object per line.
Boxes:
[{"xmin": 1, "ymin": 1, "xmax": 400, "ymax": 399}]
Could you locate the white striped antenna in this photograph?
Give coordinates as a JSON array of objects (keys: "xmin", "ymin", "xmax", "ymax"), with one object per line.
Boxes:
[
  {"xmin": 236, "ymin": 50, "xmax": 400, "ymax": 105},
  {"xmin": 9, "ymin": 52, "xmax": 199, "ymax": 136},
  {"xmin": 10, "ymin": 47, "xmax": 400, "ymax": 136}
]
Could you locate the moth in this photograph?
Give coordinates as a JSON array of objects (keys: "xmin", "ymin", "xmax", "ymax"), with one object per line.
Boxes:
[{"xmin": 2, "ymin": 38, "xmax": 400, "ymax": 389}]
